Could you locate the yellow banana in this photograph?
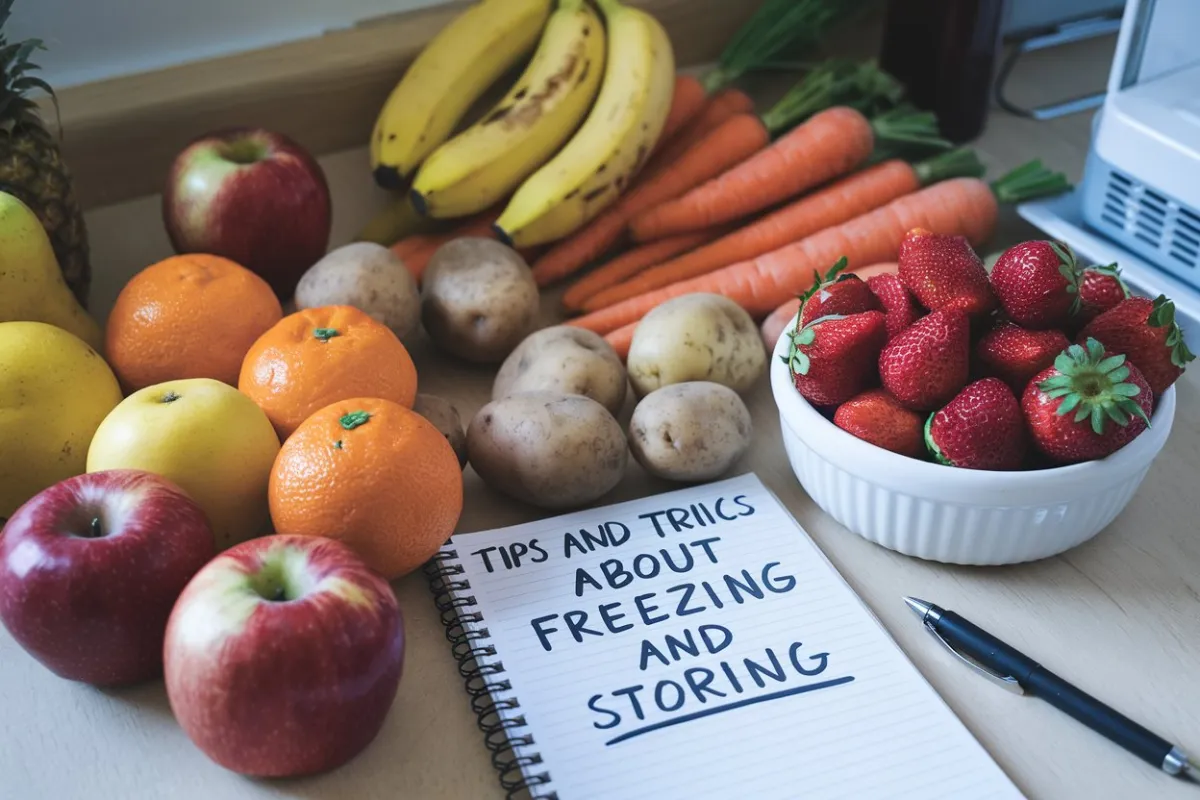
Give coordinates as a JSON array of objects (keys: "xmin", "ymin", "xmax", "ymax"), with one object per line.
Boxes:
[
  {"xmin": 370, "ymin": 0, "xmax": 553, "ymax": 190},
  {"xmin": 411, "ymin": 0, "xmax": 606, "ymax": 219},
  {"xmin": 495, "ymin": 0, "xmax": 675, "ymax": 248}
]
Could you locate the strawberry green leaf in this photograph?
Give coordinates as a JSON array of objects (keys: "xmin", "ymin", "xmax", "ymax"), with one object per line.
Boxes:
[
  {"xmin": 1104, "ymin": 404, "xmax": 1129, "ymax": 427},
  {"xmin": 1107, "ymin": 365, "xmax": 1130, "ymax": 383},
  {"xmin": 1089, "ymin": 405, "xmax": 1105, "ymax": 435},
  {"xmin": 1112, "ymin": 383, "xmax": 1142, "ymax": 397},
  {"xmin": 1074, "ymin": 405, "xmax": 1091, "ymax": 423},
  {"xmin": 1095, "ymin": 354, "xmax": 1126, "ymax": 374},
  {"xmin": 1057, "ymin": 393, "xmax": 1081, "ymax": 415},
  {"xmin": 1148, "ymin": 295, "xmax": 1195, "ymax": 367}
]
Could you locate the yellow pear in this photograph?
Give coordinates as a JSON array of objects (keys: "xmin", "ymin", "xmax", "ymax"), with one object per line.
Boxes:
[
  {"xmin": 0, "ymin": 192, "xmax": 103, "ymax": 351},
  {"xmin": 0, "ymin": 321, "xmax": 123, "ymax": 517}
]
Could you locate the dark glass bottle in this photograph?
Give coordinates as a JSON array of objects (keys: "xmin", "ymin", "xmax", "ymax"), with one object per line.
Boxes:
[{"xmin": 879, "ymin": 0, "xmax": 1008, "ymax": 143}]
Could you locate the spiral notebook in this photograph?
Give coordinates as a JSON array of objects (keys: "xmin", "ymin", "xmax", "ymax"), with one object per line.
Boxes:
[{"xmin": 426, "ymin": 473, "xmax": 1023, "ymax": 799}]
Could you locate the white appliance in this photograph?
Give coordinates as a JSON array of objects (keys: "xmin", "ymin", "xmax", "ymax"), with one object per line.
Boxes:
[{"xmin": 1018, "ymin": 0, "xmax": 1200, "ymax": 353}]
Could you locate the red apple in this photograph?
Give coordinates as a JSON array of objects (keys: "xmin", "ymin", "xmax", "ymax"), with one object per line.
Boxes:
[
  {"xmin": 0, "ymin": 470, "xmax": 215, "ymax": 685},
  {"xmin": 163, "ymin": 127, "xmax": 332, "ymax": 298},
  {"xmin": 164, "ymin": 534, "xmax": 404, "ymax": 777}
]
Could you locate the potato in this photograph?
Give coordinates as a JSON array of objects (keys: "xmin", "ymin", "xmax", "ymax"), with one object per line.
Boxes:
[
  {"xmin": 421, "ymin": 237, "xmax": 539, "ymax": 363},
  {"xmin": 493, "ymin": 326, "xmax": 627, "ymax": 415},
  {"xmin": 629, "ymin": 382, "xmax": 752, "ymax": 482},
  {"xmin": 413, "ymin": 393, "xmax": 467, "ymax": 468},
  {"xmin": 627, "ymin": 293, "xmax": 766, "ymax": 396},
  {"xmin": 294, "ymin": 242, "xmax": 420, "ymax": 339},
  {"xmin": 467, "ymin": 391, "xmax": 627, "ymax": 510}
]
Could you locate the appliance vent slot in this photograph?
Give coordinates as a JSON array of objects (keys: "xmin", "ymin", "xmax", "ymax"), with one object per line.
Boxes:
[
  {"xmin": 1100, "ymin": 211, "xmax": 1124, "ymax": 230},
  {"xmin": 1180, "ymin": 209, "xmax": 1200, "ymax": 238},
  {"xmin": 1110, "ymin": 172, "xmax": 1132, "ymax": 188},
  {"xmin": 1135, "ymin": 230, "xmax": 1159, "ymax": 248}
]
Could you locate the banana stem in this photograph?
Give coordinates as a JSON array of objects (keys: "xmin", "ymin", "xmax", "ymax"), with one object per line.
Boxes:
[{"xmin": 592, "ymin": 0, "xmax": 622, "ymax": 16}]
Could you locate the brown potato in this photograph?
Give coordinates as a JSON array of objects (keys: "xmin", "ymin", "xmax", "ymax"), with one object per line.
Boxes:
[
  {"xmin": 412, "ymin": 393, "xmax": 467, "ymax": 468},
  {"xmin": 626, "ymin": 293, "xmax": 766, "ymax": 396},
  {"xmin": 421, "ymin": 238, "xmax": 539, "ymax": 363},
  {"xmin": 629, "ymin": 382, "xmax": 752, "ymax": 482},
  {"xmin": 294, "ymin": 242, "xmax": 420, "ymax": 339},
  {"xmin": 467, "ymin": 392, "xmax": 627, "ymax": 510},
  {"xmin": 493, "ymin": 326, "xmax": 627, "ymax": 415}
]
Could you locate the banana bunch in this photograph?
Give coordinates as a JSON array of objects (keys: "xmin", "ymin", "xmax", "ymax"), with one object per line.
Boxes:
[
  {"xmin": 370, "ymin": 0, "xmax": 554, "ymax": 189},
  {"xmin": 369, "ymin": 0, "xmax": 675, "ymax": 248},
  {"xmin": 495, "ymin": 0, "xmax": 675, "ymax": 247},
  {"xmin": 412, "ymin": 0, "xmax": 606, "ymax": 218}
]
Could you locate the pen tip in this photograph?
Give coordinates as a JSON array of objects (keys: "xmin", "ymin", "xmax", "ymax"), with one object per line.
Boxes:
[{"xmin": 903, "ymin": 597, "xmax": 931, "ymax": 618}]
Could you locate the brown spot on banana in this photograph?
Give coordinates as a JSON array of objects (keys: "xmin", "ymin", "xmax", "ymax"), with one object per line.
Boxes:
[
  {"xmin": 497, "ymin": 48, "xmax": 583, "ymax": 130},
  {"xmin": 583, "ymin": 184, "xmax": 610, "ymax": 202}
]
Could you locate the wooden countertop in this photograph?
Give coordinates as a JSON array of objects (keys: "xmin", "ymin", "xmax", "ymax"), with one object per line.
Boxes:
[{"xmin": 4, "ymin": 31, "xmax": 1198, "ymax": 800}]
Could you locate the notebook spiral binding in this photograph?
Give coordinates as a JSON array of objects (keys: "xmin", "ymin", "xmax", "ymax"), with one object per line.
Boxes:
[{"xmin": 425, "ymin": 549, "xmax": 558, "ymax": 800}]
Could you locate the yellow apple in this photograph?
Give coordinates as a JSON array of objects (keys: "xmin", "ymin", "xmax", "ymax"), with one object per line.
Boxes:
[
  {"xmin": 87, "ymin": 378, "xmax": 281, "ymax": 550},
  {"xmin": 0, "ymin": 321, "xmax": 123, "ymax": 517}
]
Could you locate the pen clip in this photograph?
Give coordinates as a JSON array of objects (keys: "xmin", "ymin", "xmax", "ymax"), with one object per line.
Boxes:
[{"xmin": 923, "ymin": 621, "xmax": 1026, "ymax": 695}]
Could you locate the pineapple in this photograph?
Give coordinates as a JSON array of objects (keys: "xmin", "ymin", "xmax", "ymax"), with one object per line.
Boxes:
[{"xmin": 0, "ymin": 0, "xmax": 90, "ymax": 306}]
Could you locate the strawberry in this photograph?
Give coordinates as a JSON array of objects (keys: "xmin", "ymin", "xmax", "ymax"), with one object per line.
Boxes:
[
  {"xmin": 1075, "ymin": 263, "xmax": 1129, "ymax": 325},
  {"xmin": 975, "ymin": 320, "xmax": 1070, "ymax": 393},
  {"xmin": 1021, "ymin": 338, "xmax": 1153, "ymax": 464},
  {"xmin": 833, "ymin": 389, "xmax": 924, "ymax": 458},
  {"xmin": 798, "ymin": 257, "xmax": 881, "ymax": 327},
  {"xmin": 878, "ymin": 309, "xmax": 970, "ymax": 410},
  {"xmin": 786, "ymin": 311, "xmax": 888, "ymax": 407},
  {"xmin": 866, "ymin": 272, "xmax": 922, "ymax": 339},
  {"xmin": 989, "ymin": 239, "xmax": 1082, "ymax": 330},
  {"xmin": 925, "ymin": 378, "xmax": 1027, "ymax": 470},
  {"xmin": 896, "ymin": 228, "xmax": 996, "ymax": 320},
  {"xmin": 1078, "ymin": 295, "xmax": 1194, "ymax": 395}
]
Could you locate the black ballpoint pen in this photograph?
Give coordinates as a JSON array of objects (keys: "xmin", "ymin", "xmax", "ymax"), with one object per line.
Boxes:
[{"xmin": 904, "ymin": 596, "xmax": 1198, "ymax": 783}]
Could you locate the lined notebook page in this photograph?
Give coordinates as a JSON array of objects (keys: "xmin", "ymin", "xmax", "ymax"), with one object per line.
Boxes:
[{"xmin": 444, "ymin": 473, "xmax": 1023, "ymax": 799}]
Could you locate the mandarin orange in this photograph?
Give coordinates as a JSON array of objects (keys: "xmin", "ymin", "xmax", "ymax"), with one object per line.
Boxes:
[
  {"xmin": 105, "ymin": 254, "xmax": 283, "ymax": 391},
  {"xmin": 239, "ymin": 305, "xmax": 418, "ymax": 439},
  {"xmin": 268, "ymin": 397, "xmax": 462, "ymax": 579}
]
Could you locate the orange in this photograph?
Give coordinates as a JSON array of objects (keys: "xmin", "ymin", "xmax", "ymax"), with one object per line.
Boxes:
[
  {"xmin": 269, "ymin": 397, "xmax": 463, "ymax": 579},
  {"xmin": 239, "ymin": 305, "xmax": 418, "ymax": 439},
  {"xmin": 106, "ymin": 254, "xmax": 283, "ymax": 391}
]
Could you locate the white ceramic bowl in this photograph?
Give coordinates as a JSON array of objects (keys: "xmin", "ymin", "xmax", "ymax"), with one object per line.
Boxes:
[{"xmin": 769, "ymin": 319, "xmax": 1177, "ymax": 565}]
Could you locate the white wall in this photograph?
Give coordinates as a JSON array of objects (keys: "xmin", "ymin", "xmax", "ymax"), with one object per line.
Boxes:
[{"xmin": 10, "ymin": 0, "xmax": 447, "ymax": 89}]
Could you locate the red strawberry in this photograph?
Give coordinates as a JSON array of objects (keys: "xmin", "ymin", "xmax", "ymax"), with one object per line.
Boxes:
[
  {"xmin": 878, "ymin": 309, "xmax": 970, "ymax": 410},
  {"xmin": 975, "ymin": 320, "xmax": 1070, "ymax": 393},
  {"xmin": 786, "ymin": 311, "xmax": 888, "ymax": 407},
  {"xmin": 989, "ymin": 239, "xmax": 1082, "ymax": 330},
  {"xmin": 866, "ymin": 272, "xmax": 922, "ymax": 338},
  {"xmin": 833, "ymin": 389, "xmax": 924, "ymax": 458},
  {"xmin": 897, "ymin": 228, "xmax": 997, "ymax": 320},
  {"xmin": 1075, "ymin": 263, "xmax": 1129, "ymax": 325},
  {"xmin": 798, "ymin": 257, "xmax": 881, "ymax": 327},
  {"xmin": 1078, "ymin": 295, "xmax": 1194, "ymax": 395},
  {"xmin": 1021, "ymin": 338, "xmax": 1153, "ymax": 464},
  {"xmin": 925, "ymin": 378, "xmax": 1027, "ymax": 470}
]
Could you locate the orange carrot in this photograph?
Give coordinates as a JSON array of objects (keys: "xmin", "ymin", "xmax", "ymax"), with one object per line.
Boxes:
[
  {"xmin": 586, "ymin": 149, "xmax": 984, "ymax": 310},
  {"xmin": 630, "ymin": 106, "xmax": 875, "ymax": 242},
  {"xmin": 567, "ymin": 177, "xmax": 1002, "ymax": 335},
  {"xmin": 562, "ymin": 229, "xmax": 721, "ymax": 313},
  {"xmin": 606, "ymin": 322, "xmax": 638, "ymax": 361},
  {"xmin": 530, "ymin": 112, "xmax": 771, "ymax": 287},
  {"xmin": 759, "ymin": 262, "xmax": 899, "ymax": 350},
  {"xmin": 656, "ymin": 75, "xmax": 709, "ymax": 153},
  {"xmin": 641, "ymin": 88, "xmax": 756, "ymax": 178}
]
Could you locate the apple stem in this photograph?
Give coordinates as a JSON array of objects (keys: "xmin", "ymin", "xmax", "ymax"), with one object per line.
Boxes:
[
  {"xmin": 272, "ymin": 585, "xmax": 286, "ymax": 602},
  {"xmin": 89, "ymin": 517, "xmax": 102, "ymax": 538}
]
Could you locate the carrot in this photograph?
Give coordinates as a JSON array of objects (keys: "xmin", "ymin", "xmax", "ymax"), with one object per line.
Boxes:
[
  {"xmin": 759, "ymin": 262, "xmax": 899, "ymax": 350},
  {"xmin": 630, "ymin": 107, "xmax": 870, "ymax": 242},
  {"xmin": 642, "ymin": 88, "xmax": 756, "ymax": 178},
  {"xmin": 530, "ymin": 112, "xmax": 771, "ymax": 287},
  {"xmin": 656, "ymin": 75, "xmax": 708, "ymax": 152},
  {"xmin": 605, "ymin": 322, "xmax": 638, "ymax": 361},
  {"xmin": 562, "ymin": 229, "xmax": 722, "ymax": 313},
  {"xmin": 587, "ymin": 149, "xmax": 984, "ymax": 310},
  {"xmin": 566, "ymin": 162, "xmax": 1072, "ymax": 335}
]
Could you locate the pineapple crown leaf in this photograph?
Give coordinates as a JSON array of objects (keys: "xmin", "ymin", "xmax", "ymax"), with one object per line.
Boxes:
[
  {"xmin": 797, "ymin": 256, "xmax": 849, "ymax": 310},
  {"xmin": 1039, "ymin": 337, "xmax": 1150, "ymax": 435},
  {"xmin": 1148, "ymin": 294, "xmax": 1195, "ymax": 368},
  {"xmin": 0, "ymin": 22, "xmax": 59, "ymax": 135}
]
